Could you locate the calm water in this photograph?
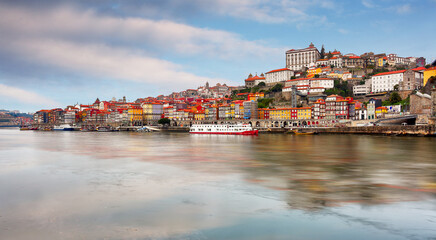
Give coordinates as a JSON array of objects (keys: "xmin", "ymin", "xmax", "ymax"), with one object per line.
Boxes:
[{"xmin": 0, "ymin": 129, "xmax": 435, "ymax": 240}]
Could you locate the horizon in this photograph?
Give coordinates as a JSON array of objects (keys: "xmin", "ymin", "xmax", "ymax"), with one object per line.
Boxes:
[{"xmin": 1, "ymin": 0, "xmax": 435, "ymax": 112}]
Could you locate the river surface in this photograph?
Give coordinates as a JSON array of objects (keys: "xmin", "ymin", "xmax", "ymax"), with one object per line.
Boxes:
[{"xmin": 0, "ymin": 129, "xmax": 435, "ymax": 240}]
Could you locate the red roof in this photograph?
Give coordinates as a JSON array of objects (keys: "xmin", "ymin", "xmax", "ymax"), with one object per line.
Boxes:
[
  {"xmin": 266, "ymin": 68, "xmax": 291, "ymax": 74},
  {"xmin": 412, "ymin": 67, "xmax": 426, "ymax": 71},
  {"xmin": 245, "ymin": 75, "xmax": 265, "ymax": 82},
  {"xmin": 348, "ymin": 56, "xmax": 361, "ymax": 59},
  {"xmin": 373, "ymin": 70, "xmax": 406, "ymax": 77}
]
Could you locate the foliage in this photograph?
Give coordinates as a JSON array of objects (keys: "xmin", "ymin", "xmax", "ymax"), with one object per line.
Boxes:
[
  {"xmin": 257, "ymin": 82, "xmax": 266, "ymax": 87},
  {"xmin": 324, "ymin": 80, "xmax": 350, "ymax": 97},
  {"xmin": 320, "ymin": 45, "xmax": 325, "ymax": 59},
  {"xmin": 359, "ymin": 80, "xmax": 365, "ymax": 85},
  {"xmin": 393, "ymin": 84, "xmax": 399, "ymax": 91},
  {"xmin": 291, "ymin": 76, "xmax": 297, "ymax": 79},
  {"xmin": 382, "ymin": 92, "xmax": 403, "ymax": 106},
  {"xmin": 326, "ymin": 52, "xmax": 333, "ymax": 59},
  {"xmin": 270, "ymin": 83, "xmax": 283, "ymax": 93},
  {"xmin": 389, "ymin": 92, "xmax": 402, "ymax": 104},
  {"xmin": 314, "ymin": 74, "xmax": 320, "ymax": 78},
  {"xmin": 257, "ymin": 98, "xmax": 274, "ymax": 109},
  {"xmin": 158, "ymin": 118, "xmax": 170, "ymax": 125}
]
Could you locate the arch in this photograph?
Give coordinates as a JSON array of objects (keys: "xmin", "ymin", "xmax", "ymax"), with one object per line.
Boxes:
[
  {"xmin": 274, "ymin": 121, "xmax": 279, "ymax": 127},
  {"xmin": 189, "ymin": 121, "xmax": 192, "ymax": 127},
  {"xmin": 256, "ymin": 121, "xmax": 261, "ymax": 127},
  {"xmin": 249, "ymin": 122, "xmax": 253, "ymax": 126}
]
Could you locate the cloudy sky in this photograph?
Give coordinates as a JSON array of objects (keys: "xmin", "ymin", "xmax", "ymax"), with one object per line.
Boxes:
[{"xmin": 0, "ymin": 0, "xmax": 435, "ymax": 112}]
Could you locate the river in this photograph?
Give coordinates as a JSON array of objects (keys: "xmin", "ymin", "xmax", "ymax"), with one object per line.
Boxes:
[{"xmin": 0, "ymin": 129, "xmax": 435, "ymax": 239}]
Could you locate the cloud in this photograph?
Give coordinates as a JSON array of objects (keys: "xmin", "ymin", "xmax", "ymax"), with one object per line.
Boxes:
[
  {"xmin": 395, "ymin": 4, "xmax": 411, "ymax": 14},
  {"xmin": 0, "ymin": 83, "xmax": 60, "ymax": 107},
  {"xmin": 0, "ymin": 37, "xmax": 227, "ymax": 89},
  {"xmin": 362, "ymin": 0, "xmax": 375, "ymax": 8},
  {"xmin": 199, "ymin": 0, "xmax": 335, "ymax": 24},
  {"xmin": 0, "ymin": 3, "xmax": 286, "ymax": 90},
  {"xmin": 338, "ymin": 29, "xmax": 349, "ymax": 34},
  {"xmin": 0, "ymin": 4, "xmax": 281, "ymax": 60}
]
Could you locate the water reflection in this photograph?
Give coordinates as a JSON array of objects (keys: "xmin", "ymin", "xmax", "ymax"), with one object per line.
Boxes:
[{"xmin": 0, "ymin": 129, "xmax": 435, "ymax": 239}]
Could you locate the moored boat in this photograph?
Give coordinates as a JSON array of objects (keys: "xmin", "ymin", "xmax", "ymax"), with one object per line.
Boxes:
[
  {"xmin": 189, "ymin": 124, "xmax": 258, "ymax": 135},
  {"xmin": 53, "ymin": 124, "xmax": 75, "ymax": 131}
]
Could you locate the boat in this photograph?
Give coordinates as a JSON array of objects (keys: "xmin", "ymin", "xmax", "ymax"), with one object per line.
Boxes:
[
  {"xmin": 291, "ymin": 129, "xmax": 318, "ymax": 135},
  {"xmin": 189, "ymin": 124, "xmax": 258, "ymax": 135},
  {"xmin": 53, "ymin": 124, "xmax": 75, "ymax": 131},
  {"xmin": 96, "ymin": 126, "xmax": 112, "ymax": 132}
]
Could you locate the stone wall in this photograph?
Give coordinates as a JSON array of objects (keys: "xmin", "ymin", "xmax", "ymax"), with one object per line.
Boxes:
[
  {"xmin": 398, "ymin": 90, "xmax": 413, "ymax": 100},
  {"xmin": 410, "ymin": 94, "xmax": 431, "ymax": 114}
]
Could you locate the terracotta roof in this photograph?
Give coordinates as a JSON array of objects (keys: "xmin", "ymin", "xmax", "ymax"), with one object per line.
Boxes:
[
  {"xmin": 266, "ymin": 68, "xmax": 291, "ymax": 74},
  {"xmin": 412, "ymin": 67, "xmax": 426, "ymax": 71},
  {"xmin": 373, "ymin": 70, "xmax": 406, "ymax": 76},
  {"xmin": 245, "ymin": 75, "xmax": 265, "ymax": 82}
]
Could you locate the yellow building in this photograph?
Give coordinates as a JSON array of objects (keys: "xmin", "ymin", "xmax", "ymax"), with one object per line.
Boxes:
[
  {"xmin": 128, "ymin": 105, "xmax": 143, "ymax": 126},
  {"xmin": 297, "ymin": 107, "xmax": 311, "ymax": 120},
  {"xmin": 194, "ymin": 111, "xmax": 205, "ymax": 120},
  {"xmin": 269, "ymin": 108, "xmax": 291, "ymax": 120},
  {"xmin": 307, "ymin": 68, "xmax": 322, "ymax": 78},
  {"xmin": 423, "ymin": 67, "xmax": 436, "ymax": 86}
]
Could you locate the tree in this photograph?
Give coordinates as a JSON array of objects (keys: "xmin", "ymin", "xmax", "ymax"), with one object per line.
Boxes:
[
  {"xmin": 388, "ymin": 92, "xmax": 402, "ymax": 104},
  {"xmin": 257, "ymin": 98, "xmax": 274, "ymax": 108},
  {"xmin": 327, "ymin": 51, "xmax": 333, "ymax": 59},
  {"xmin": 291, "ymin": 76, "xmax": 297, "ymax": 79},
  {"xmin": 158, "ymin": 118, "xmax": 170, "ymax": 125},
  {"xmin": 270, "ymin": 83, "xmax": 283, "ymax": 92},
  {"xmin": 320, "ymin": 45, "xmax": 325, "ymax": 59},
  {"xmin": 257, "ymin": 82, "xmax": 266, "ymax": 87},
  {"xmin": 393, "ymin": 84, "xmax": 399, "ymax": 91}
]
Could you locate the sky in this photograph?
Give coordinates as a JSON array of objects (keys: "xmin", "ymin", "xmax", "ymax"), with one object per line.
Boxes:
[{"xmin": 0, "ymin": 0, "xmax": 435, "ymax": 113}]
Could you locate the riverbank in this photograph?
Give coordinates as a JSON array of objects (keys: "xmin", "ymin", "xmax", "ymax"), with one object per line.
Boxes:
[{"xmin": 160, "ymin": 125, "xmax": 436, "ymax": 136}]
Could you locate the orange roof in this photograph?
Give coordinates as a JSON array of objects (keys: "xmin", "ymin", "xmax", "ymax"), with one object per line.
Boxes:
[
  {"xmin": 245, "ymin": 75, "xmax": 266, "ymax": 82},
  {"xmin": 412, "ymin": 67, "xmax": 426, "ymax": 71},
  {"xmin": 266, "ymin": 68, "xmax": 291, "ymax": 73},
  {"xmin": 373, "ymin": 70, "xmax": 406, "ymax": 76},
  {"xmin": 348, "ymin": 56, "xmax": 361, "ymax": 59}
]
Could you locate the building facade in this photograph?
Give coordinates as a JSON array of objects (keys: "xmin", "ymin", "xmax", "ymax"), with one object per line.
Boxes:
[{"xmin": 286, "ymin": 43, "xmax": 320, "ymax": 71}]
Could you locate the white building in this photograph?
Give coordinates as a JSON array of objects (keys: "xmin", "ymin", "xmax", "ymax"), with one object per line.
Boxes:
[
  {"xmin": 371, "ymin": 70, "xmax": 406, "ymax": 93},
  {"xmin": 286, "ymin": 43, "xmax": 321, "ymax": 71},
  {"xmin": 283, "ymin": 78, "xmax": 334, "ymax": 94},
  {"xmin": 264, "ymin": 68, "xmax": 294, "ymax": 85},
  {"xmin": 353, "ymin": 79, "xmax": 372, "ymax": 96}
]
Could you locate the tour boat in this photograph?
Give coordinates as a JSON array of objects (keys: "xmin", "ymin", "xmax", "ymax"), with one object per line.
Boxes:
[
  {"xmin": 189, "ymin": 124, "xmax": 258, "ymax": 135},
  {"xmin": 53, "ymin": 124, "xmax": 75, "ymax": 131}
]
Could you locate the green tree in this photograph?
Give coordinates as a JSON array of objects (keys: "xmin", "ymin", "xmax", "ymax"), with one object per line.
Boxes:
[
  {"xmin": 388, "ymin": 92, "xmax": 402, "ymax": 104},
  {"xmin": 257, "ymin": 82, "xmax": 266, "ymax": 87},
  {"xmin": 257, "ymin": 98, "xmax": 274, "ymax": 108},
  {"xmin": 320, "ymin": 45, "xmax": 325, "ymax": 59},
  {"xmin": 271, "ymin": 83, "xmax": 283, "ymax": 92},
  {"xmin": 158, "ymin": 118, "xmax": 170, "ymax": 125}
]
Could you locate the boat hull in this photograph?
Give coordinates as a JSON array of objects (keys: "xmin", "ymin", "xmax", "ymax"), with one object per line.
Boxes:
[{"xmin": 190, "ymin": 130, "xmax": 258, "ymax": 135}]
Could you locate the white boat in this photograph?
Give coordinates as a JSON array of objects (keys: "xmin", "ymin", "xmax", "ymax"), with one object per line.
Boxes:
[
  {"xmin": 189, "ymin": 124, "xmax": 258, "ymax": 135},
  {"xmin": 53, "ymin": 124, "xmax": 75, "ymax": 131}
]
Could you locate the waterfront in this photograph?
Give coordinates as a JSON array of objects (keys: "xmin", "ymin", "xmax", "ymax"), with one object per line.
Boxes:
[{"xmin": 1, "ymin": 129, "xmax": 436, "ymax": 239}]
